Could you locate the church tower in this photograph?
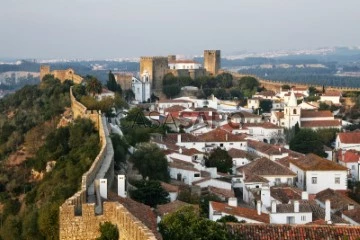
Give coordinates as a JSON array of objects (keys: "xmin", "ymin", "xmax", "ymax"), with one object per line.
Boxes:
[{"xmin": 284, "ymin": 90, "xmax": 301, "ymax": 128}]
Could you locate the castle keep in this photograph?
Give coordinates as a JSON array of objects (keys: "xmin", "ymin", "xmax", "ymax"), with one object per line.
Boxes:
[
  {"xmin": 40, "ymin": 65, "xmax": 83, "ymax": 84},
  {"xmin": 204, "ymin": 50, "xmax": 221, "ymax": 76},
  {"xmin": 139, "ymin": 57, "xmax": 169, "ymax": 93}
]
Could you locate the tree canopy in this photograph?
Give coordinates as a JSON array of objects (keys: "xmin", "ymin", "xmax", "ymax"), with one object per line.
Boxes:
[
  {"xmin": 289, "ymin": 129, "xmax": 327, "ymax": 157},
  {"xmin": 131, "ymin": 143, "xmax": 170, "ymax": 182},
  {"xmin": 130, "ymin": 180, "xmax": 170, "ymax": 207},
  {"xmin": 85, "ymin": 76, "xmax": 102, "ymax": 96},
  {"xmin": 158, "ymin": 206, "xmax": 242, "ymax": 240},
  {"xmin": 205, "ymin": 147, "xmax": 233, "ymax": 173},
  {"xmin": 106, "ymin": 71, "xmax": 122, "ymax": 93},
  {"xmin": 96, "ymin": 222, "xmax": 119, "ymax": 240}
]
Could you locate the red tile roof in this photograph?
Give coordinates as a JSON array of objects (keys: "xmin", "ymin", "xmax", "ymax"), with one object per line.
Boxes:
[
  {"xmin": 107, "ymin": 192, "xmax": 160, "ymax": 238},
  {"xmin": 208, "ymin": 186, "xmax": 235, "ymax": 199},
  {"xmin": 315, "ymin": 188, "xmax": 359, "ymax": 212},
  {"xmin": 168, "ymin": 158, "xmax": 199, "ymax": 172},
  {"xmin": 322, "ymin": 91, "xmax": 342, "ymax": 97},
  {"xmin": 211, "ymin": 201, "xmax": 270, "ymax": 223},
  {"xmin": 274, "ymin": 111, "xmax": 284, "ymax": 119},
  {"xmin": 270, "ymin": 186, "xmax": 302, "ymax": 204},
  {"xmin": 342, "ymin": 208, "xmax": 360, "ymax": 223},
  {"xmin": 181, "ymin": 148, "xmax": 203, "ymax": 156},
  {"xmin": 340, "ymin": 150, "xmax": 360, "ymax": 163},
  {"xmin": 300, "ymin": 119, "xmax": 341, "ymax": 128},
  {"xmin": 228, "ymin": 223, "xmax": 360, "ymax": 240},
  {"xmin": 289, "ymin": 153, "xmax": 348, "ymax": 171},
  {"xmin": 238, "ymin": 157, "xmax": 296, "ymax": 176},
  {"xmin": 301, "ymin": 110, "xmax": 333, "ymax": 118},
  {"xmin": 164, "ymin": 105, "xmax": 186, "ymax": 112},
  {"xmin": 156, "ymin": 200, "xmax": 196, "ymax": 217},
  {"xmin": 338, "ymin": 131, "xmax": 360, "ymax": 144},
  {"xmin": 160, "ymin": 182, "xmax": 179, "ymax": 193},
  {"xmin": 227, "ymin": 148, "xmax": 249, "ymax": 158},
  {"xmin": 197, "ymin": 128, "xmax": 247, "ymax": 142}
]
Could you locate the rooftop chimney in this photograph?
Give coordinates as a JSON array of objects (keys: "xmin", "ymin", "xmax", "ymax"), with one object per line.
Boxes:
[
  {"xmin": 226, "ymin": 133, "xmax": 228, "ymax": 141},
  {"xmin": 177, "ymin": 134, "xmax": 181, "ymax": 143},
  {"xmin": 228, "ymin": 197, "xmax": 237, "ymax": 207},
  {"xmin": 301, "ymin": 191, "xmax": 309, "ymax": 200},
  {"xmin": 271, "ymin": 200, "xmax": 277, "ymax": 213},
  {"xmin": 325, "ymin": 199, "xmax": 331, "ymax": 223},
  {"xmin": 257, "ymin": 200, "xmax": 262, "ymax": 215},
  {"xmin": 294, "ymin": 200, "xmax": 299, "ymax": 213},
  {"xmin": 179, "ymin": 148, "xmax": 182, "ymax": 154},
  {"xmin": 348, "ymin": 204, "xmax": 355, "ymax": 211},
  {"xmin": 117, "ymin": 175, "xmax": 127, "ymax": 198}
]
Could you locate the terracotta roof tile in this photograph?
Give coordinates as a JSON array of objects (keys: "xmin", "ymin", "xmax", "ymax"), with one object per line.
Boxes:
[
  {"xmin": 315, "ymin": 188, "xmax": 360, "ymax": 212},
  {"xmin": 301, "ymin": 120, "xmax": 341, "ymax": 128},
  {"xmin": 107, "ymin": 192, "xmax": 160, "ymax": 239},
  {"xmin": 228, "ymin": 223, "xmax": 360, "ymax": 239},
  {"xmin": 160, "ymin": 182, "xmax": 179, "ymax": 193},
  {"xmin": 270, "ymin": 186, "xmax": 302, "ymax": 204},
  {"xmin": 338, "ymin": 131, "xmax": 360, "ymax": 144},
  {"xmin": 197, "ymin": 128, "xmax": 247, "ymax": 142},
  {"xmin": 289, "ymin": 153, "xmax": 348, "ymax": 171},
  {"xmin": 301, "ymin": 110, "xmax": 333, "ymax": 118},
  {"xmin": 211, "ymin": 201, "xmax": 270, "ymax": 223},
  {"xmin": 227, "ymin": 148, "xmax": 248, "ymax": 158},
  {"xmin": 156, "ymin": 200, "xmax": 196, "ymax": 216},
  {"xmin": 208, "ymin": 186, "xmax": 235, "ymax": 199},
  {"xmin": 238, "ymin": 157, "xmax": 296, "ymax": 176},
  {"xmin": 340, "ymin": 150, "xmax": 360, "ymax": 163},
  {"xmin": 342, "ymin": 208, "xmax": 360, "ymax": 223}
]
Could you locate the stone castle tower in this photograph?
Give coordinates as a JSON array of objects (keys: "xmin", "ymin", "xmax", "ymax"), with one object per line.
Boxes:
[
  {"xmin": 139, "ymin": 57, "xmax": 168, "ymax": 93},
  {"xmin": 204, "ymin": 50, "xmax": 221, "ymax": 76},
  {"xmin": 40, "ymin": 65, "xmax": 50, "ymax": 81}
]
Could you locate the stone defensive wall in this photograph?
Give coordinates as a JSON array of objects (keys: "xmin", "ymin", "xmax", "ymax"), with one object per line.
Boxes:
[
  {"xmin": 60, "ymin": 202, "xmax": 157, "ymax": 240},
  {"xmin": 60, "ymin": 87, "xmax": 156, "ymax": 239},
  {"xmin": 225, "ymin": 71, "xmax": 360, "ymax": 92}
]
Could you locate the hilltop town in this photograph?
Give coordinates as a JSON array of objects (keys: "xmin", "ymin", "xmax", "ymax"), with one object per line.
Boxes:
[
  {"xmin": 25, "ymin": 49, "xmax": 360, "ymax": 239},
  {"xmin": 1, "ymin": 49, "xmax": 360, "ymax": 239}
]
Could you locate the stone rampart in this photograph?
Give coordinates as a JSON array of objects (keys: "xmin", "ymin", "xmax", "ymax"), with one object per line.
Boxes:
[
  {"xmin": 60, "ymin": 87, "xmax": 156, "ymax": 239},
  {"xmin": 59, "ymin": 202, "xmax": 157, "ymax": 240}
]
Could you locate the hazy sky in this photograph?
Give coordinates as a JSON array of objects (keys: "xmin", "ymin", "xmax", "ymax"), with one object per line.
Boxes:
[{"xmin": 0, "ymin": 0, "xmax": 359, "ymax": 59}]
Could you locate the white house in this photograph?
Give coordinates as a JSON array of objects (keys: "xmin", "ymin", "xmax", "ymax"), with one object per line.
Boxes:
[
  {"xmin": 247, "ymin": 98, "xmax": 260, "ymax": 110},
  {"xmin": 289, "ymin": 154, "xmax": 348, "ymax": 194},
  {"xmin": 338, "ymin": 150, "xmax": 360, "ymax": 181},
  {"xmin": 247, "ymin": 140, "xmax": 289, "ymax": 161},
  {"xmin": 160, "ymin": 182, "xmax": 179, "ymax": 202},
  {"xmin": 268, "ymin": 200, "xmax": 313, "ymax": 224},
  {"xmin": 237, "ymin": 157, "xmax": 296, "ymax": 187},
  {"xmin": 192, "ymin": 177, "xmax": 232, "ymax": 190},
  {"xmin": 209, "ymin": 199, "xmax": 270, "ymax": 223},
  {"xmin": 335, "ymin": 131, "xmax": 360, "ymax": 151},
  {"xmin": 320, "ymin": 91, "xmax": 342, "ymax": 105},
  {"xmin": 131, "ymin": 74, "xmax": 151, "ymax": 103},
  {"xmin": 168, "ymin": 158, "xmax": 202, "ymax": 185}
]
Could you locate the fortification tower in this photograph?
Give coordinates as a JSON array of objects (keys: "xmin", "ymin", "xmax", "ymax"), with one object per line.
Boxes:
[
  {"xmin": 140, "ymin": 56, "xmax": 168, "ymax": 93},
  {"xmin": 204, "ymin": 50, "xmax": 221, "ymax": 76},
  {"xmin": 40, "ymin": 65, "xmax": 50, "ymax": 81}
]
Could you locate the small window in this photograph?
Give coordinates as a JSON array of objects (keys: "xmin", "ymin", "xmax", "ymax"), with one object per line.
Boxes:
[
  {"xmin": 229, "ymin": 143, "xmax": 233, "ymax": 145},
  {"xmin": 301, "ymin": 216, "xmax": 306, "ymax": 221},
  {"xmin": 312, "ymin": 177, "xmax": 317, "ymax": 184},
  {"xmin": 194, "ymin": 173, "xmax": 200, "ymax": 177},
  {"xmin": 293, "ymin": 109, "xmax": 297, "ymax": 114},
  {"xmin": 220, "ymin": 143, "xmax": 224, "ymax": 147},
  {"xmin": 275, "ymin": 178, "xmax": 281, "ymax": 185},
  {"xmin": 335, "ymin": 177, "xmax": 340, "ymax": 184},
  {"xmin": 352, "ymin": 165, "xmax": 355, "ymax": 170}
]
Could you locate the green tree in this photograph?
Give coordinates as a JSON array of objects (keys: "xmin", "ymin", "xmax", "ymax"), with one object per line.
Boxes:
[
  {"xmin": 131, "ymin": 143, "xmax": 170, "ymax": 181},
  {"xmin": 199, "ymin": 194, "xmax": 221, "ymax": 218},
  {"xmin": 1, "ymin": 215, "xmax": 22, "ymax": 240},
  {"xmin": 205, "ymin": 147, "xmax": 233, "ymax": 173},
  {"xmin": 238, "ymin": 76, "xmax": 259, "ymax": 90},
  {"xmin": 217, "ymin": 215, "xmax": 239, "ymax": 223},
  {"xmin": 114, "ymin": 93, "xmax": 128, "ymax": 109},
  {"xmin": 259, "ymin": 100, "xmax": 272, "ymax": 113},
  {"xmin": 96, "ymin": 222, "xmax": 119, "ymax": 240},
  {"xmin": 124, "ymin": 89, "xmax": 135, "ymax": 102},
  {"xmin": 85, "ymin": 76, "xmax": 102, "ymax": 96},
  {"xmin": 130, "ymin": 180, "xmax": 170, "ymax": 207},
  {"xmin": 290, "ymin": 129, "xmax": 327, "ymax": 157},
  {"xmin": 159, "ymin": 206, "xmax": 239, "ymax": 240},
  {"xmin": 308, "ymin": 86, "xmax": 317, "ymax": 96},
  {"xmin": 107, "ymin": 71, "xmax": 122, "ymax": 93},
  {"xmin": 216, "ymin": 73, "xmax": 233, "ymax": 88},
  {"xmin": 163, "ymin": 84, "xmax": 181, "ymax": 98},
  {"xmin": 214, "ymin": 88, "xmax": 230, "ymax": 100},
  {"xmin": 281, "ymin": 84, "xmax": 291, "ymax": 90}
]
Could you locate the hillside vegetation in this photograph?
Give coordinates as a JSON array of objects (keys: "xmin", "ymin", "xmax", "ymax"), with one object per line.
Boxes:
[{"xmin": 0, "ymin": 76, "xmax": 100, "ymax": 239}]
